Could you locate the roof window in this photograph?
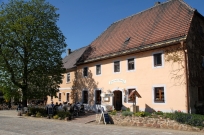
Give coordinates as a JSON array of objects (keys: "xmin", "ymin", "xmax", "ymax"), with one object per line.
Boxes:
[{"xmin": 124, "ymin": 37, "xmax": 131, "ymax": 43}]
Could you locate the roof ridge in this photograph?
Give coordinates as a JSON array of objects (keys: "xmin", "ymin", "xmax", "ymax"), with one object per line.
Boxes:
[
  {"xmin": 63, "ymin": 46, "xmax": 88, "ymax": 59},
  {"xmin": 113, "ymin": 0, "xmax": 195, "ymax": 24},
  {"xmin": 71, "ymin": 45, "xmax": 88, "ymax": 53},
  {"xmin": 177, "ymin": 0, "xmax": 195, "ymax": 11},
  {"xmin": 113, "ymin": 0, "xmax": 170, "ymax": 24}
]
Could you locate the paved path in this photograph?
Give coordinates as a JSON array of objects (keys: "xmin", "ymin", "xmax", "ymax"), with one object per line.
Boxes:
[{"xmin": 0, "ymin": 110, "xmax": 203, "ymax": 135}]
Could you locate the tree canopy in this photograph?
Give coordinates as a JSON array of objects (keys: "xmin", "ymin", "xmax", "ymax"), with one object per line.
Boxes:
[{"xmin": 0, "ymin": 0, "xmax": 67, "ymax": 106}]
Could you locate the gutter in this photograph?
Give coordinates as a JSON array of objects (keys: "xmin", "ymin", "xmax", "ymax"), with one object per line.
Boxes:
[{"xmin": 181, "ymin": 41, "xmax": 190, "ymax": 113}]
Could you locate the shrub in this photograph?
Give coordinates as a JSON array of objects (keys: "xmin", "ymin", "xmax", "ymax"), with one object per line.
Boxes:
[
  {"xmin": 25, "ymin": 112, "xmax": 31, "ymax": 116},
  {"xmin": 154, "ymin": 111, "xmax": 163, "ymax": 115},
  {"xmin": 173, "ymin": 112, "xmax": 204, "ymax": 127},
  {"xmin": 134, "ymin": 111, "xmax": 151, "ymax": 117},
  {"xmin": 109, "ymin": 110, "xmax": 117, "ymax": 115},
  {"xmin": 126, "ymin": 108, "xmax": 130, "ymax": 112},
  {"xmin": 36, "ymin": 112, "xmax": 42, "ymax": 117},
  {"xmin": 162, "ymin": 113, "xmax": 175, "ymax": 120},
  {"xmin": 29, "ymin": 107, "xmax": 47, "ymax": 116},
  {"xmin": 56, "ymin": 111, "xmax": 71, "ymax": 119},
  {"xmin": 53, "ymin": 115, "xmax": 59, "ymax": 119},
  {"xmin": 122, "ymin": 111, "xmax": 133, "ymax": 116}
]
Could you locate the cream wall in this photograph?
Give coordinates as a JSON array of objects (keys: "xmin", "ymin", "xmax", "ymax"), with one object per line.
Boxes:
[
  {"xmin": 77, "ymin": 44, "xmax": 188, "ymax": 112},
  {"xmin": 47, "ymin": 70, "xmax": 75, "ymax": 104}
]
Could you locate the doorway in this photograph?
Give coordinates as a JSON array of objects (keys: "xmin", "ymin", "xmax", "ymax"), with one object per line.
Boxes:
[{"xmin": 113, "ymin": 90, "xmax": 122, "ymax": 111}]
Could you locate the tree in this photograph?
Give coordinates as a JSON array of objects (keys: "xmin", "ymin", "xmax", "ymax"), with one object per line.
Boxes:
[{"xmin": 0, "ymin": 0, "xmax": 67, "ymax": 107}]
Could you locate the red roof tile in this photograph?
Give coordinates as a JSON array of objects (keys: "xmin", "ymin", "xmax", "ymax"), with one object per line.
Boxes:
[{"xmin": 81, "ymin": 0, "xmax": 195, "ymax": 61}]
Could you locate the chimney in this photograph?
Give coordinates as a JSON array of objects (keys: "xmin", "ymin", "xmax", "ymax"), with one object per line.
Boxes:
[
  {"xmin": 67, "ymin": 48, "xmax": 71, "ymax": 56},
  {"xmin": 155, "ymin": 1, "xmax": 161, "ymax": 6}
]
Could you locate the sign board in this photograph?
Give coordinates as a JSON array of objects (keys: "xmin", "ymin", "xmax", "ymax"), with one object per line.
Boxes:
[
  {"xmin": 105, "ymin": 93, "xmax": 114, "ymax": 97},
  {"xmin": 109, "ymin": 79, "xmax": 126, "ymax": 84},
  {"xmin": 48, "ymin": 107, "xmax": 53, "ymax": 115},
  {"xmin": 98, "ymin": 111, "xmax": 111, "ymax": 125},
  {"xmin": 103, "ymin": 112, "xmax": 111, "ymax": 124}
]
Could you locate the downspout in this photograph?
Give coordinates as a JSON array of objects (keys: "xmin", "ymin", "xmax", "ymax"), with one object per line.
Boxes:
[{"xmin": 181, "ymin": 41, "xmax": 190, "ymax": 113}]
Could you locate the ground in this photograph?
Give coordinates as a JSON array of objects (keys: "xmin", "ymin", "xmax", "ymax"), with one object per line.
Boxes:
[{"xmin": 0, "ymin": 110, "xmax": 203, "ymax": 135}]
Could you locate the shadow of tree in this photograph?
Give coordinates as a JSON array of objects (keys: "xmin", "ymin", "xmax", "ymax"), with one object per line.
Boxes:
[{"xmin": 71, "ymin": 69, "xmax": 99, "ymax": 110}]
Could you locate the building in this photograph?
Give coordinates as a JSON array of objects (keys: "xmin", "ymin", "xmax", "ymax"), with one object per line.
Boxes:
[
  {"xmin": 49, "ymin": 0, "xmax": 204, "ymax": 113},
  {"xmin": 47, "ymin": 47, "xmax": 87, "ymax": 104}
]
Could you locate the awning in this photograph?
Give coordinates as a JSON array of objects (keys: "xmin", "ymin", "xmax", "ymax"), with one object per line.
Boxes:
[{"xmin": 128, "ymin": 90, "xmax": 141, "ymax": 98}]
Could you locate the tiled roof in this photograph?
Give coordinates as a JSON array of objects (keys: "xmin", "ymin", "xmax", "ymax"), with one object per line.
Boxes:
[
  {"xmin": 63, "ymin": 46, "xmax": 88, "ymax": 69},
  {"xmin": 80, "ymin": 0, "xmax": 195, "ymax": 62}
]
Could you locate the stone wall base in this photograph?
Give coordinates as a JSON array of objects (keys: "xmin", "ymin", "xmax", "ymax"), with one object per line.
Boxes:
[{"xmin": 95, "ymin": 114, "xmax": 204, "ymax": 132}]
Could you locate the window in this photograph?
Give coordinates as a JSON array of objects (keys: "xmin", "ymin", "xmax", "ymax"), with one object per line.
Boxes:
[
  {"xmin": 154, "ymin": 87, "xmax": 165, "ymax": 102},
  {"xmin": 66, "ymin": 73, "xmax": 70, "ymax": 82},
  {"xmin": 95, "ymin": 90, "xmax": 101, "ymax": 104},
  {"xmin": 83, "ymin": 91, "xmax": 88, "ymax": 104},
  {"xmin": 198, "ymin": 87, "xmax": 204, "ymax": 102},
  {"xmin": 128, "ymin": 89, "xmax": 135, "ymax": 103},
  {"xmin": 58, "ymin": 93, "xmax": 61, "ymax": 102},
  {"xmin": 128, "ymin": 58, "xmax": 135, "ymax": 70},
  {"xmin": 96, "ymin": 65, "xmax": 101, "ymax": 75},
  {"xmin": 83, "ymin": 67, "xmax": 88, "ymax": 77},
  {"xmin": 202, "ymin": 56, "xmax": 204, "ymax": 68},
  {"xmin": 66, "ymin": 93, "xmax": 69, "ymax": 102},
  {"xmin": 51, "ymin": 96, "xmax": 53, "ymax": 101},
  {"xmin": 153, "ymin": 53, "xmax": 162, "ymax": 67},
  {"xmin": 114, "ymin": 61, "xmax": 120, "ymax": 72}
]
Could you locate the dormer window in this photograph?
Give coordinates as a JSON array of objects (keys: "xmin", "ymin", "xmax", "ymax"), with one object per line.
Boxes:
[{"xmin": 124, "ymin": 37, "xmax": 131, "ymax": 43}]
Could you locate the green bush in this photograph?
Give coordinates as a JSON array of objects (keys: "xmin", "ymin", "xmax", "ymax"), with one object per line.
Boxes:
[
  {"xmin": 173, "ymin": 112, "xmax": 204, "ymax": 127},
  {"xmin": 36, "ymin": 112, "xmax": 42, "ymax": 117},
  {"xmin": 122, "ymin": 111, "xmax": 133, "ymax": 116},
  {"xmin": 162, "ymin": 112, "xmax": 175, "ymax": 120},
  {"xmin": 29, "ymin": 107, "xmax": 47, "ymax": 116},
  {"xmin": 53, "ymin": 115, "xmax": 59, "ymax": 119},
  {"xmin": 134, "ymin": 111, "xmax": 151, "ymax": 117},
  {"xmin": 109, "ymin": 110, "xmax": 117, "ymax": 115},
  {"xmin": 126, "ymin": 108, "xmax": 130, "ymax": 112},
  {"xmin": 56, "ymin": 111, "xmax": 71, "ymax": 119},
  {"xmin": 154, "ymin": 111, "xmax": 163, "ymax": 115}
]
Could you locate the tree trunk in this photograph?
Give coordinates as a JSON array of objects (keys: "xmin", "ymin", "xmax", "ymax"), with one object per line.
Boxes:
[{"xmin": 21, "ymin": 87, "xmax": 28, "ymax": 107}]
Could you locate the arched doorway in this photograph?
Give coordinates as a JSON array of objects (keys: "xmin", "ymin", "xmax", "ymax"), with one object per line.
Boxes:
[{"xmin": 113, "ymin": 90, "xmax": 122, "ymax": 111}]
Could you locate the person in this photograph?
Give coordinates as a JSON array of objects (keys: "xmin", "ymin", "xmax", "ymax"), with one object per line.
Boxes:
[
  {"xmin": 58, "ymin": 103, "xmax": 63, "ymax": 111},
  {"xmin": 53, "ymin": 102, "xmax": 59, "ymax": 112},
  {"xmin": 17, "ymin": 103, "xmax": 22, "ymax": 111},
  {"xmin": 51, "ymin": 102, "xmax": 54, "ymax": 108},
  {"xmin": 62, "ymin": 102, "xmax": 68, "ymax": 112}
]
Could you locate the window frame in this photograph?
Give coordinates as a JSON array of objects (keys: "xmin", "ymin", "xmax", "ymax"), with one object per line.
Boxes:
[
  {"xmin": 96, "ymin": 64, "xmax": 101, "ymax": 75},
  {"xmin": 95, "ymin": 89, "xmax": 101, "ymax": 105},
  {"xmin": 127, "ymin": 57, "xmax": 135, "ymax": 71},
  {"xmin": 66, "ymin": 72, "xmax": 70, "ymax": 83},
  {"xmin": 83, "ymin": 67, "xmax": 88, "ymax": 77},
  {"xmin": 152, "ymin": 51, "xmax": 164, "ymax": 68},
  {"xmin": 113, "ymin": 60, "xmax": 120, "ymax": 73},
  {"xmin": 152, "ymin": 85, "xmax": 166, "ymax": 104},
  {"xmin": 58, "ymin": 92, "xmax": 62, "ymax": 102},
  {"xmin": 66, "ymin": 92, "xmax": 70, "ymax": 103},
  {"xmin": 82, "ymin": 90, "xmax": 88, "ymax": 104}
]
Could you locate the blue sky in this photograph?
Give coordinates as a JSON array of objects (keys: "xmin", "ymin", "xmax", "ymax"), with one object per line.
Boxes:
[{"xmin": 46, "ymin": 0, "xmax": 204, "ymax": 58}]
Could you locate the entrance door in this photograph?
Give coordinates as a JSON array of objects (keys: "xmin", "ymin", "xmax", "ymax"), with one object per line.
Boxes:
[{"xmin": 113, "ymin": 90, "xmax": 122, "ymax": 111}]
